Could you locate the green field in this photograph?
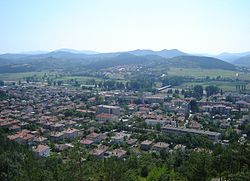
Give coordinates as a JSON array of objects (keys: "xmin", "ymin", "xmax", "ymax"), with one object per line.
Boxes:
[
  {"xmin": 0, "ymin": 71, "xmax": 127, "ymax": 83},
  {"xmin": 0, "ymin": 72, "xmax": 47, "ymax": 81},
  {"xmin": 167, "ymin": 68, "xmax": 250, "ymax": 80},
  {"xmin": 176, "ymin": 81, "xmax": 250, "ymax": 92},
  {"xmin": 1, "ymin": 68, "xmax": 250, "ymax": 93},
  {"xmin": 166, "ymin": 68, "xmax": 250, "ymax": 92},
  {"xmin": 56, "ymin": 76, "xmax": 103, "ymax": 82},
  {"xmin": 1, "ymin": 68, "xmax": 249, "ymax": 82}
]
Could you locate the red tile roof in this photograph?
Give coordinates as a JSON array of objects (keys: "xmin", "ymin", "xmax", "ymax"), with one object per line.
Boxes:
[{"xmin": 96, "ymin": 113, "xmax": 113, "ymax": 119}]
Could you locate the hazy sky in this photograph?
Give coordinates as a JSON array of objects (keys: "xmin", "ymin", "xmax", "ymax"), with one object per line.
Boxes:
[{"xmin": 0, "ymin": 0, "xmax": 250, "ymax": 54}]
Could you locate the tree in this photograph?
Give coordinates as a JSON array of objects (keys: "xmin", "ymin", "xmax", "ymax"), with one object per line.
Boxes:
[
  {"xmin": 205, "ymin": 85, "xmax": 219, "ymax": 97},
  {"xmin": 184, "ymin": 89, "xmax": 193, "ymax": 98},
  {"xmin": 156, "ymin": 123, "xmax": 161, "ymax": 131},
  {"xmin": 167, "ymin": 89, "xmax": 173, "ymax": 94},
  {"xmin": 57, "ymin": 81, "xmax": 63, "ymax": 86},
  {"xmin": 0, "ymin": 90, "xmax": 8, "ymax": 100},
  {"xmin": 189, "ymin": 100, "xmax": 199, "ymax": 113},
  {"xmin": 174, "ymin": 89, "xmax": 180, "ymax": 94},
  {"xmin": 147, "ymin": 167, "xmax": 184, "ymax": 181},
  {"xmin": 183, "ymin": 151, "xmax": 214, "ymax": 181},
  {"xmin": 141, "ymin": 165, "xmax": 149, "ymax": 177},
  {"xmin": 0, "ymin": 80, "xmax": 4, "ymax": 86},
  {"xmin": 193, "ymin": 85, "xmax": 203, "ymax": 99}
]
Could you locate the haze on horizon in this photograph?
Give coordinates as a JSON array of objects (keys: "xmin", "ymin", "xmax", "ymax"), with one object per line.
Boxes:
[{"xmin": 0, "ymin": 0, "xmax": 250, "ymax": 54}]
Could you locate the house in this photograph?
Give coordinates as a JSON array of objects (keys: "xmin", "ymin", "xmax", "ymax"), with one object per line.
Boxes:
[
  {"xmin": 126, "ymin": 138, "xmax": 138, "ymax": 146},
  {"xmin": 7, "ymin": 130, "xmax": 34, "ymax": 145},
  {"xmin": 86, "ymin": 132, "xmax": 102, "ymax": 143},
  {"xmin": 63, "ymin": 128, "xmax": 79, "ymax": 139},
  {"xmin": 202, "ymin": 105, "xmax": 231, "ymax": 115},
  {"xmin": 145, "ymin": 118, "xmax": 176, "ymax": 127},
  {"xmin": 54, "ymin": 144, "xmax": 71, "ymax": 152},
  {"xmin": 0, "ymin": 120, "xmax": 19, "ymax": 128},
  {"xmin": 90, "ymin": 145, "xmax": 108, "ymax": 158},
  {"xmin": 240, "ymin": 108, "xmax": 249, "ymax": 113},
  {"xmin": 34, "ymin": 136, "xmax": 48, "ymax": 144},
  {"xmin": 141, "ymin": 140, "xmax": 153, "ymax": 150},
  {"xmin": 18, "ymin": 122, "xmax": 29, "ymax": 128},
  {"xmin": 144, "ymin": 96, "xmax": 164, "ymax": 104},
  {"xmin": 110, "ymin": 149, "xmax": 127, "ymax": 159},
  {"xmin": 212, "ymin": 105, "xmax": 230, "ymax": 115},
  {"xmin": 42, "ymin": 121, "xmax": 54, "ymax": 129},
  {"xmin": 174, "ymin": 144, "xmax": 186, "ymax": 150},
  {"xmin": 33, "ymin": 144, "xmax": 50, "ymax": 157},
  {"xmin": 236, "ymin": 100, "xmax": 250, "ymax": 109},
  {"xmin": 189, "ymin": 121, "xmax": 202, "ymax": 130},
  {"xmin": 220, "ymin": 121, "xmax": 230, "ymax": 129},
  {"xmin": 80, "ymin": 139, "xmax": 94, "ymax": 147},
  {"xmin": 110, "ymin": 132, "xmax": 130, "ymax": 144},
  {"xmin": 202, "ymin": 105, "xmax": 213, "ymax": 113},
  {"xmin": 8, "ymin": 124, "xmax": 21, "ymax": 132},
  {"xmin": 138, "ymin": 106, "xmax": 150, "ymax": 114},
  {"xmin": 163, "ymin": 99, "xmax": 189, "ymax": 114},
  {"xmin": 50, "ymin": 123, "xmax": 64, "ymax": 131},
  {"xmin": 152, "ymin": 142, "xmax": 170, "ymax": 152},
  {"xmin": 145, "ymin": 119, "xmax": 166, "ymax": 126},
  {"xmin": 65, "ymin": 120, "xmax": 77, "ymax": 127},
  {"xmin": 50, "ymin": 132, "xmax": 64, "ymax": 142}
]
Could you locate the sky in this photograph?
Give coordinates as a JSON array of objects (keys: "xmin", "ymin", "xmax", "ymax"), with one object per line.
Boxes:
[{"xmin": 0, "ymin": 0, "xmax": 250, "ymax": 54}]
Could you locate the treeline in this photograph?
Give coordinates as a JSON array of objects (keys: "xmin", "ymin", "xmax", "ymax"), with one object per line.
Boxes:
[
  {"xmin": 94, "ymin": 75, "xmax": 191, "ymax": 91},
  {"xmin": 161, "ymin": 76, "xmax": 192, "ymax": 87},
  {"xmin": 183, "ymin": 85, "xmax": 221, "ymax": 99},
  {"xmin": 85, "ymin": 75, "xmax": 155, "ymax": 91}
]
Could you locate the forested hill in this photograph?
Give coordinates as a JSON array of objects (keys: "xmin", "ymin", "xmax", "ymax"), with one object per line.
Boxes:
[
  {"xmin": 233, "ymin": 55, "xmax": 250, "ymax": 67},
  {"xmin": 168, "ymin": 56, "xmax": 236, "ymax": 70},
  {"xmin": 89, "ymin": 54, "xmax": 236, "ymax": 70}
]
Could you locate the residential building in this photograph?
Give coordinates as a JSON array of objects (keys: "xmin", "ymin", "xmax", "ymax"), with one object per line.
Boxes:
[
  {"xmin": 110, "ymin": 149, "xmax": 127, "ymax": 158},
  {"xmin": 162, "ymin": 126, "xmax": 221, "ymax": 142},
  {"xmin": 90, "ymin": 145, "xmax": 108, "ymax": 158},
  {"xmin": 50, "ymin": 132, "xmax": 64, "ymax": 142},
  {"xmin": 141, "ymin": 140, "xmax": 153, "ymax": 150},
  {"xmin": 97, "ymin": 105, "xmax": 120, "ymax": 116},
  {"xmin": 33, "ymin": 144, "xmax": 50, "ymax": 157},
  {"xmin": 96, "ymin": 113, "xmax": 118, "ymax": 123},
  {"xmin": 152, "ymin": 142, "xmax": 170, "ymax": 152},
  {"xmin": 63, "ymin": 128, "xmax": 79, "ymax": 139}
]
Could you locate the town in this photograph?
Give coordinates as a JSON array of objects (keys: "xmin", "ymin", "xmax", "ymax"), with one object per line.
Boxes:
[
  {"xmin": 1, "ymin": 0, "xmax": 250, "ymax": 179},
  {"xmin": 1, "ymin": 79, "xmax": 249, "ymax": 159}
]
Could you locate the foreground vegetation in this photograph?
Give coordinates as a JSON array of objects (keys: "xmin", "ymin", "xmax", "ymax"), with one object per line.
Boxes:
[{"xmin": 1, "ymin": 128, "xmax": 250, "ymax": 181}]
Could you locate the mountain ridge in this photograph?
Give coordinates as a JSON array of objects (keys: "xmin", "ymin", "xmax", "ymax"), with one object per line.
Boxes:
[
  {"xmin": 232, "ymin": 54, "xmax": 250, "ymax": 67},
  {"xmin": 215, "ymin": 51, "xmax": 250, "ymax": 63},
  {"xmin": 0, "ymin": 49, "xmax": 239, "ymax": 73}
]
